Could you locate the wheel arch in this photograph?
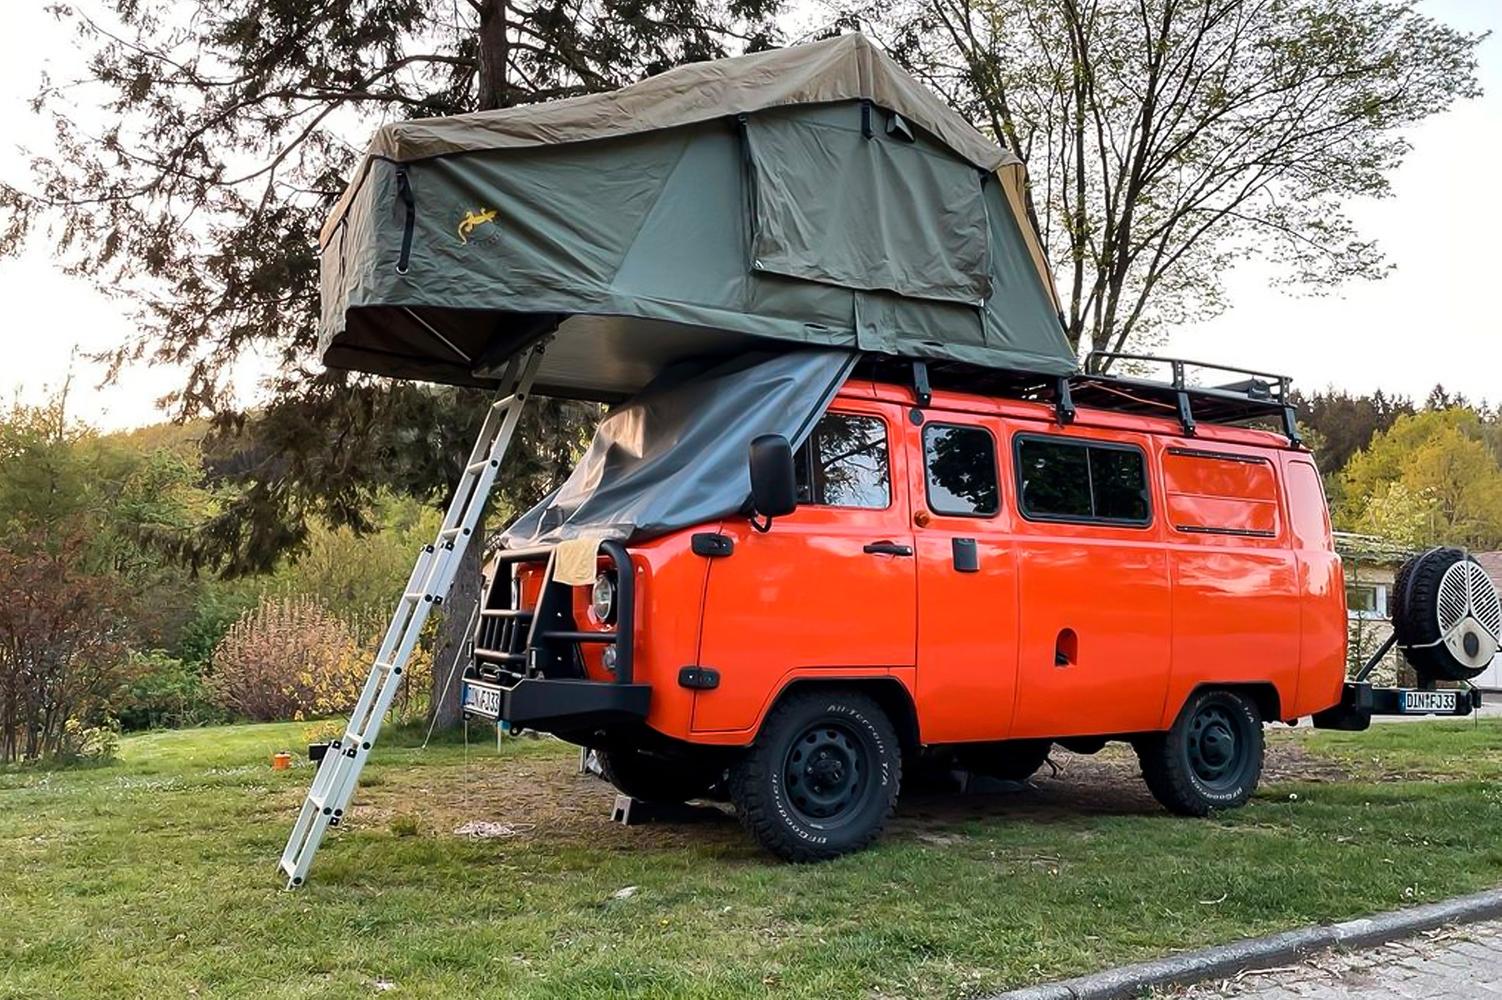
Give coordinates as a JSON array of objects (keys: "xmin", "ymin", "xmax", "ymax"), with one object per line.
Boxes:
[
  {"xmin": 1183, "ymin": 680, "xmax": 1283, "ymax": 724},
  {"xmin": 768, "ymin": 676, "xmax": 921, "ymax": 753}
]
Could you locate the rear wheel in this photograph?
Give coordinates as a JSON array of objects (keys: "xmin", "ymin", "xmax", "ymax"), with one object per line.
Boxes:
[
  {"xmin": 1136, "ymin": 689, "xmax": 1263, "ymax": 816},
  {"xmin": 730, "ymin": 689, "xmax": 901, "ymax": 862},
  {"xmin": 596, "ymin": 747, "xmax": 722, "ymax": 804}
]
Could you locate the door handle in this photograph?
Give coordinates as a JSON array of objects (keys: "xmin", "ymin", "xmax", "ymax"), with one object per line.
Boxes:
[{"xmin": 863, "ymin": 541, "xmax": 913, "ymax": 557}]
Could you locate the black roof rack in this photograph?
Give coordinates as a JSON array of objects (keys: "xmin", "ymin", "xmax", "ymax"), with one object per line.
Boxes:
[{"xmin": 852, "ymin": 351, "xmax": 1303, "ymax": 446}]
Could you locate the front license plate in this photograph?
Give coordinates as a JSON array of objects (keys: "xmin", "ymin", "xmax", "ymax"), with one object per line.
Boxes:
[
  {"xmin": 1401, "ymin": 690, "xmax": 1457, "ymax": 714},
  {"xmin": 461, "ymin": 681, "xmax": 503, "ymax": 720}
]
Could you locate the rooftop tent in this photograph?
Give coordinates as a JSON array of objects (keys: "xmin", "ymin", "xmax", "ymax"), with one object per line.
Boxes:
[{"xmin": 316, "ymin": 34, "xmax": 1074, "ymax": 400}]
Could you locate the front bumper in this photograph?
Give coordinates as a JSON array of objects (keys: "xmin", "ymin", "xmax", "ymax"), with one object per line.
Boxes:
[
  {"xmin": 461, "ymin": 675, "xmax": 650, "ymax": 730},
  {"xmin": 464, "ymin": 538, "xmax": 650, "ymax": 734}
]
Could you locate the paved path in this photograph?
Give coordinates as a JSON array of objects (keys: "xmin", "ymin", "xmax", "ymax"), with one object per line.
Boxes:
[{"xmin": 1161, "ymin": 919, "xmax": 1502, "ymax": 998}]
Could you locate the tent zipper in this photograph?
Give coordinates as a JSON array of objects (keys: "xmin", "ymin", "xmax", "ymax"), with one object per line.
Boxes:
[{"xmin": 396, "ymin": 165, "xmax": 415, "ymax": 274}]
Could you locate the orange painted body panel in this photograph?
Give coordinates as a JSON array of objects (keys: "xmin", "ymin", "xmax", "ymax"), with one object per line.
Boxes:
[
  {"xmin": 504, "ymin": 378, "xmax": 1349, "ymax": 747},
  {"xmin": 693, "ymin": 397, "xmax": 917, "ymax": 734}
]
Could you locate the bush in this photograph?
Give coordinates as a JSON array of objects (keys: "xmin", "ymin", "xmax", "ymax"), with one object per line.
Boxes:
[
  {"xmin": 57, "ymin": 718, "xmax": 121, "ymax": 764},
  {"xmin": 114, "ymin": 650, "xmax": 222, "ymax": 731},
  {"xmin": 208, "ymin": 596, "xmax": 430, "ymax": 723},
  {"xmin": 209, "ymin": 597, "xmax": 368, "ymax": 722}
]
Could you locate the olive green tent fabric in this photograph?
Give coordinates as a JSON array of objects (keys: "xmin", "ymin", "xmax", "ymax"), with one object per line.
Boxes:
[{"xmin": 318, "ymin": 34, "xmax": 1075, "ymax": 398}]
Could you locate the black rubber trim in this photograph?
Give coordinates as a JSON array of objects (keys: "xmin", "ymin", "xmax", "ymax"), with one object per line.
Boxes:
[
  {"xmin": 1173, "ymin": 524, "xmax": 1278, "ymax": 538},
  {"xmin": 1165, "ymin": 446, "xmax": 1270, "ymax": 465}
]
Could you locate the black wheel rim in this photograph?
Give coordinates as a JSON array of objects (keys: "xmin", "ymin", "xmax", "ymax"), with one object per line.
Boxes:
[
  {"xmin": 782, "ymin": 721, "xmax": 872, "ymax": 828},
  {"xmin": 1186, "ymin": 704, "xmax": 1248, "ymax": 791}
]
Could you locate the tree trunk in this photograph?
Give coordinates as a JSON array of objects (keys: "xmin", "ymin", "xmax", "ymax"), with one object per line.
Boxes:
[
  {"xmin": 477, "ymin": 1, "xmax": 511, "ymax": 112},
  {"xmin": 427, "ymin": 525, "xmax": 485, "ymax": 731}
]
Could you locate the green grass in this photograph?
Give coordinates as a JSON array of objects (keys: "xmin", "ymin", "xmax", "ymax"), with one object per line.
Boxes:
[{"xmin": 3, "ymin": 721, "xmax": 1501, "ymax": 999}]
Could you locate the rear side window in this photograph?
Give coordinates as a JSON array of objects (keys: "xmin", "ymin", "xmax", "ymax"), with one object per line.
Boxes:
[
  {"xmin": 794, "ymin": 412, "xmax": 891, "ymax": 508},
  {"xmin": 1015, "ymin": 436, "xmax": 1150, "ymax": 525},
  {"xmin": 923, "ymin": 424, "xmax": 999, "ymax": 517},
  {"xmin": 1284, "ymin": 459, "xmax": 1331, "ymax": 550}
]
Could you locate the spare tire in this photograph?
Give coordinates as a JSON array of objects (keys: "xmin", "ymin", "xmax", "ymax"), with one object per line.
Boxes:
[{"xmin": 1392, "ymin": 547, "xmax": 1502, "ymax": 684}]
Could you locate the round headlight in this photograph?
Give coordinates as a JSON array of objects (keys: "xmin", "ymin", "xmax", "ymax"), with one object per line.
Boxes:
[{"xmin": 590, "ymin": 572, "xmax": 616, "ymax": 623}]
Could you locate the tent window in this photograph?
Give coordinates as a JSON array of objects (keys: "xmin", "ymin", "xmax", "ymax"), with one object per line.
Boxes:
[
  {"xmin": 794, "ymin": 412, "xmax": 891, "ymax": 509},
  {"xmin": 742, "ymin": 109, "xmax": 990, "ymax": 304}
]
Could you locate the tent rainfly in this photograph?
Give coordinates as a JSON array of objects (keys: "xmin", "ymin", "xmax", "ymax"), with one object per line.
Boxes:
[{"xmin": 317, "ymin": 33, "xmax": 1074, "ymax": 400}]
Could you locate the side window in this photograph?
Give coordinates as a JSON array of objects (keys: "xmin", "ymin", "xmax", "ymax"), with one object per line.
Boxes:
[
  {"xmin": 794, "ymin": 412, "xmax": 891, "ymax": 508},
  {"xmin": 1015, "ymin": 436, "xmax": 1150, "ymax": 525},
  {"xmin": 924, "ymin": 424, "xmax": 999, "ymax": 517}
]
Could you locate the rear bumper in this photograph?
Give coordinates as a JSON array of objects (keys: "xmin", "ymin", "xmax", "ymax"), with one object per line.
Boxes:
[
  {"xmin": 462, "ymin": 676, "xmax": 650, "ymax": 731},
  {"xmin": 1312, "ymin": 681, "xmax": 1481, "ymax": 731}
]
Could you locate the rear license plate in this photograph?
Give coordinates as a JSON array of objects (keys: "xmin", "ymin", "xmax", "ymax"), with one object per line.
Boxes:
[
  {"xmin": 461, "ymin": 681, "xmax": 503, "ymax": 720},
  {"xmin": 1401, "ymin": 690, "xmax": 1457, "ymax": 714}
]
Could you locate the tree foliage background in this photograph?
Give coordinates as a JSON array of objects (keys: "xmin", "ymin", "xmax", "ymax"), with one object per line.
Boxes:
[{"xmin": 878, "ymin": 0, "xmax": 1482, "ymax": 357}]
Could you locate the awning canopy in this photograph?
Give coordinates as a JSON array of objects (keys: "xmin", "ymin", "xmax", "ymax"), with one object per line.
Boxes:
[{"xmin": 317, "ymin": 34, "xmax": 1074, "ymax": 400}]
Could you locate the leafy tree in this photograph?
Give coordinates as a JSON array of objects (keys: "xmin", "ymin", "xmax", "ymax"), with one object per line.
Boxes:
[
  {"xmin": 1336, "ymin": 409, "xmax": 1502, "ymax": 550},
  {"xmin": 2, "ymin": 0, "xmax": 779, "ymax": 728},
  {"xmin": 880, "ymin": 0, "xmax": 1482, "ymax": 357},
  {"xmin": 1290, "ymin": 387, "xmax": 1413, "ymax": 476}
]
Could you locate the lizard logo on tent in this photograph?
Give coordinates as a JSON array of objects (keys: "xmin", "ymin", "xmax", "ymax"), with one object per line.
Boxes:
[{"xmin": 457, "ymin": 208, "xmax": 497, "ymax": 245}]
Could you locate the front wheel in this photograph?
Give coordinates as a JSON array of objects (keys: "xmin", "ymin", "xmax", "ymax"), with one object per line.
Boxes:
[
  {"xmin": 730, "ymin": 689, "xmax": 901, "ymax": 862},
  {"xmin": 1136, "ymin": 689, "xmax": 1263, "ymax": 816}
]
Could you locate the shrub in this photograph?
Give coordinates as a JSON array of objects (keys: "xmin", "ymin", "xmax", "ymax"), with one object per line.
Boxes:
[
  {"xmin": 208, "ymin": 597, "xmax": 368, "ymax": 722},
  {"xmin": 115, "ymin": 650, "xmax": 222, "ymax": 731},
  {"xmin": 57, "ymin": 718, "xmax": 121, "ymax": 764},
  {"xmin": 207, "ymin": 596, "xmax": 431, "ymax": 724}
]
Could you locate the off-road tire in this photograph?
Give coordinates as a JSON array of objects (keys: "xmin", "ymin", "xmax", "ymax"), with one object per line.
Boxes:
[
  {"xmin": 729, "ymin": 689, "xmax": 901, "ymax": 862},
  {"xmin": 1136, "ymin": 689, "xmax": 1263, "ymax": 817},
  {"xmin": 963, "ymin": 740, "xmax": 1053, "ymax": 782},
  {"xmin": 1393, "ymin": 547, "xmax": 1500, "ymax": 684},
  {"xmin": 596, "ymin": 747, "xmax": 721, "ymax": 804}
]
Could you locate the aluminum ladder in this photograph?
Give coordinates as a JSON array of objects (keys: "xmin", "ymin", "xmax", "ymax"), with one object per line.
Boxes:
[{"xmin": 278, "ymin": 341, "xmax": 546, "ymax": 888}]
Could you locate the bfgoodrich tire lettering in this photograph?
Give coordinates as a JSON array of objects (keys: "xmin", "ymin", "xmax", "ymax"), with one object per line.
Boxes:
[
  {"xmin": 1136, "ymin": 688, "xmax": 1263, "ymax": 816},
  {"xmin": 730, "ymin": 689, "xmax": 901, "ymax": 862}
]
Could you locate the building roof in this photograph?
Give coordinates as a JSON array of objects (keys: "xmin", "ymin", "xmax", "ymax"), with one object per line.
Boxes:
[{"xmin": 1476, "ymin": 551, "xmax": 1502, "ymax": 587}]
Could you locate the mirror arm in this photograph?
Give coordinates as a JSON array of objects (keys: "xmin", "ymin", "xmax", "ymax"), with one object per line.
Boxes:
[{"xmin": 749, "ymin": 512, "xmax": 774, "ymax": 533}]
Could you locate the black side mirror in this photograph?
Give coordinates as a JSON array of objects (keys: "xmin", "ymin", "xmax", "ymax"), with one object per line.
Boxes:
[{"xmin": 748, "ymin": 434, "xmax": 797, "ymax": 525}]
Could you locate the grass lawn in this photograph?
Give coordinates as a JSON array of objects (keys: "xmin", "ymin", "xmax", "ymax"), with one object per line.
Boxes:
[{"xmin": 3, "ymin": 719, "xmax": 1501, "ymax": 999}]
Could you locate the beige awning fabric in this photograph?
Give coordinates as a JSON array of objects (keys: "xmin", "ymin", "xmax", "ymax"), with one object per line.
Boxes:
[
  {"xmin": 370, "ymin": 34, "xmax": 1015, "ymax": 169},
  {"xmin": 997, "ymin": 162, "xmax": 1061, "ymax": 314}
]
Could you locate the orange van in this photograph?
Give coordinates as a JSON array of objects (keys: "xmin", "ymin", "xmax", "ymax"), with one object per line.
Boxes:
[{"xmin": 463, "ymin": 355, "xmax": 1494, "ymax": 860}]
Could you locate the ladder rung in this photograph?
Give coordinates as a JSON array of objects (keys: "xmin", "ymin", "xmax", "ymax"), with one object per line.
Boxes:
[
  {"xmin": 490, "ymin": 393, "xmax": 517, "ymax": 410},
  {"xmin": 403, "ymin": 591, "xmax": 429, "ymax": 602},
  {"xmin": 438, "ymin": 526, "xmax": 469, "ymax": 539},
  {"xmin": 465, "ymin": 459, "xmax": 496, "ymax": 473}
]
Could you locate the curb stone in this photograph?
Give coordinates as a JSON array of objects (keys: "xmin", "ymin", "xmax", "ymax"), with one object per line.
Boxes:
[{"xmin": 986, "ymin": 886, "xmax": 1502, "ymax": 1000}]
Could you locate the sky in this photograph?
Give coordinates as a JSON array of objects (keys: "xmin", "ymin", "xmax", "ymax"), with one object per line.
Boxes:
[{"xmin": 0, "ymin": 0, "xmax": 1496, "ymax": 431}]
